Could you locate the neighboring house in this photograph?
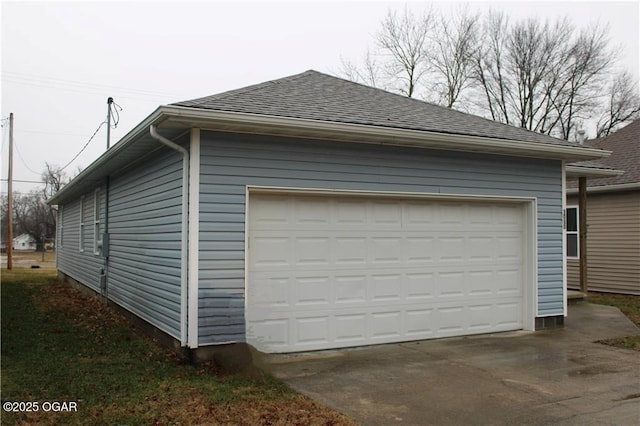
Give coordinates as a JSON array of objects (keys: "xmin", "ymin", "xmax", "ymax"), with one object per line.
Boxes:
[
  {"xmin": 48, "ymin": 70, "xmax": 608, "ymax": 361},
  {"xmin": 13, "ymin": 233, "xmax": 36, "ymax": 251},
  {"xmin": 566, "ymin": 120, "xmax": 640, "ymax": 295}
]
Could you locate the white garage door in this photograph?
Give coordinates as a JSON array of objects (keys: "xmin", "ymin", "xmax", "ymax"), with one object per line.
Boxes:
[{"xmin": 246, "ymin": 192, "xmax": 525, "ymax": 353}]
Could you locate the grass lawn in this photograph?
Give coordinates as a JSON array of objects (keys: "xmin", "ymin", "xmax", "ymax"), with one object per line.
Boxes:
[
  {"xmin": 588, "ymin": 292, "xmax": 640, "ymax": 351},
  {"xmin": 1, "ymin": 269, "xmax": 355, "ymax": 425}
]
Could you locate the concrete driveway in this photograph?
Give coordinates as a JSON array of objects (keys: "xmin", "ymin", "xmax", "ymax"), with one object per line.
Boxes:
[{"xmin": 258, "ymin": 303, "xmax": 640, "ymax": 425}]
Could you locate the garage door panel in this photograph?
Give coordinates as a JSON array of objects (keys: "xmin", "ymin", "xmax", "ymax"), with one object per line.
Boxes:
[
  {"xmin": 249, "ymin": 269, "xmax": 522, "ymax": 310},
  {"xmin": 247, "ymin": 194, "xmax": 526, "ymax": 353},
  {"xmin": 405, "ymin": 273, "xmax": 436, "ymax": 299},
  {"xmin": 334, "ymin": 237, "xmax": 368, "ymax": 265},
  {"xmin": 248, "ymin": 298, "xmax": 523, "ymax": 352},
  {"xmin": 295, "ymin": 237, "xmax": 331, "ymax": 266},
  {"xmin": 335, "ymin": 275, "xmax": 367, "ymax": 303},
  {"xmin": 251, "ymin": 236, "xmax": 291, "ymax": 267},
  {"xmin": 296, "ymin": 276, "xmax": 331, "ymax": 306}
]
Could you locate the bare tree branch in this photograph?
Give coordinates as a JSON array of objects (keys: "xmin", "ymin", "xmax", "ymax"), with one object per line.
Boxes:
[
  {"xmin": 376, "ymin": 6, "xmax": 433, "ymax": 97},
  {"xmin": 429, "ymin": 6, "xmax": 479, "ymax": 107},
  {"xmin": 596, "ymin": 71, "xmax": 640, "ymax": 137}
]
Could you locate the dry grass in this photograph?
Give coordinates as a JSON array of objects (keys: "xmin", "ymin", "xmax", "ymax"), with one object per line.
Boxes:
[
  {"xmin": 1, "ymin": 269, "xmax": 357, "ymax": 425},
  {"xmin": 589, "ymin": 292, "xmax": 640, "ymax": 351},
  {"xmin": 1, "ymin": 250, "xmax": 56, "ymax": 268}
]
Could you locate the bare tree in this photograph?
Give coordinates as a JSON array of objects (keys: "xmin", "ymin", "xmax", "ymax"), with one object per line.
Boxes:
[
  {"xmin": 376, "ymin": 6, "xmax": 433, "ymax": 97},
  {"xmin": 338, "ymin": 49, "xmax": 384, "ymax": 88},
  {"xmin": 338, "ymin": 6, "xmax": 626, "ymax": 140},
  {"xmin": 596, "ymin": 71, "xmax": 640, "ymax": 137},
  {"xmin": 472, "ymin": 11, "xmax": 512, "ymax": 123},
  {"xmin": 550, "ymin": 24, "xmax": 617, "ymax": 139},
  {"xmin": 429, "ymin": 7, "xmax": 479, "ymax": 107},
  {"xmin": 472, "ymin": 13, "xmax": 617, "ymax": 140},
  {"xmin": 12, "ymin": 190, "xmax": 56, "ymax": 250},
  {"xmin": 42, "ymin": 162, "xmax": 67, "ymax": 199},
  {"xmin": 5, "ymin": 164, "xmax": 68, "ymax": 251}
]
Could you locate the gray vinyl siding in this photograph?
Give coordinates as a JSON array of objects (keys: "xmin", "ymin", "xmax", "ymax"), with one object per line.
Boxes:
[
  {"xmin": 57, "ymin": 185, "xmax": 106, "ymax": 291},
  {"xmin": 107, "ymin": 147, "xmax": 184, "ymax": 339},
  {"xmin": 198, "ymin": 132, "xmax": 564, "ymax": 345}
]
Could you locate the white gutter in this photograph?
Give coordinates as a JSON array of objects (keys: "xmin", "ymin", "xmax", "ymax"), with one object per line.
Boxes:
[
  {"xmin": 157, "ymin": 105, "xmax": 611, "ymax": 162},
  {"xmin": 566, "ymin": 181, "xmax": 640, "ymax": 195},
  {"xmin": 49, "ymin": 104, "xmax": 611, "ymax": 205},
  {"xmin": 565, "ymin": 165, "xmax": 624, "ymax": 178},
  {"xmin": 150, "ymin": 125, "xmax": 189, "ymax": 347}
]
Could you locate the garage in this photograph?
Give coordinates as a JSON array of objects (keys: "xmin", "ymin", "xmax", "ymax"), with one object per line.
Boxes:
[{"xmin": 246, "ymin": 191, "xmax": 529, "ymax": 353}]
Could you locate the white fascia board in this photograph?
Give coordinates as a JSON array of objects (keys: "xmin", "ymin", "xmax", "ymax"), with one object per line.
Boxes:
[
  {"xmin": 48, "ymin": 104, "xmax": 611, "ymax": 205},
  {"xmin": 157, "ymin": 105, "xmax": 610, "ymax": 162},
  {"xmin": 566, "ymin": 181, "xmax": 640, "ymax": 195},
  {"xmin": 565, "ymin": 165, "xmax": 624, "ymax": 178}
]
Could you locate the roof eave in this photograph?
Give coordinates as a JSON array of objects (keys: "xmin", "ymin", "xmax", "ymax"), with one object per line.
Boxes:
[
  {"xmin": 49, "ymin": 105, "xmax": 611, "ymax": 204},
  {"xmin": 566, "ymin": 181, "xmax": 640, "ymax": 195},
  {"xmin": 565, "ymin": 165, "xmax": 624, "ymax": 178},
  {"xmin": 48, "ymin": 107, "xmax": 167, "ymax": 205},
  {"xmin": 159, "ymin": 105, "xmax": 610, "ymax": 162}
]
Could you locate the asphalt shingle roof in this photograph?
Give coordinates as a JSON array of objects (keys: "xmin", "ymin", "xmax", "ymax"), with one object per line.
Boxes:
[
  {"xmin": 173, "ymin": 70, "xmax": 580, "ymax": 147},
  {"xmin": 570, "ymin": 119, "xmax": 640, "ymax": 187}
]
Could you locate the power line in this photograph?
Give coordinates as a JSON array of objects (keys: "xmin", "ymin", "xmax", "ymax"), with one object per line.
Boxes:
[
  {"xmin": 12, "ymin": 140, "xmax": 41, "ymax": 175},
  {"xmin": 0, "ymin": 179, "xmax": 44, "ymax": 184},
  {"xmin": 109, "ymin": 100, "xmax": 123, "ymax": 128},
  {"xmin": 59, "ymin": 121, "xmax": 106, "ymax": 172},
  {"xmin": 2, "ymin": 71, "xmax": 190, "ymax": 101},
  {"xmin": 15, "ymin": 129, "xmax": 96, "ymax": 137}
]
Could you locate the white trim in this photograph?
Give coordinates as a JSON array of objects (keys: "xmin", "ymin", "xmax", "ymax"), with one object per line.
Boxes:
[
  {"xmin": 93, "ymin": 189, "xmax": 101, "ymax": 255},
  {"xmin": 562, "ymin": 164, "xmax": 568, "ymax": 316},
  {"xmin": 565, "ymin": 205, "xmax": 579, "ymax": 260},
  {"xmin": 187, "ymin": 128, "xmax": 201, "ymax": 349},
  {"xmin": 160, "ymin": 105, "xmax": 610, "ymax": 162},
  {"xmin": 48, "ymin": 105, "xmax": 611, "ymax": 205},
  {"xmin": 149, "ymin": 125, "xmax": 190, "ymax": 347},
  {"xmin": 79, "ymin": 196, "xmax": 85, "ymax": 252},
  {"xmin": 247, "ymin": 185, "xmax": 534, "ymax": 203},
  {"xmin": 565, "ymin": 165, "xmax": 623, "ymax": 178},
  {"xmin": 566, "ymin": 181, "xmax": 640, "ymax": 195},
  {"xmin": 244, "ymin": 185, "xmax": 250, "ymax": 342},
  {"xmin": 524, "ymin": 199, "xmax": 538, "ymax": 331},
  {"xmin": 245, "ymin": 185, "xmax": 537, "ymax": 335},
  {"xmin": 58, "ymin": 205, "xmax": 64, "ymax": 248}
]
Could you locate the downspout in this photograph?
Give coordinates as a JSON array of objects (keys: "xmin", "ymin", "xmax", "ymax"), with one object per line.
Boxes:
[{"xmin": 150, "ymin": 125, "xmax": 189, "ymax": 347}]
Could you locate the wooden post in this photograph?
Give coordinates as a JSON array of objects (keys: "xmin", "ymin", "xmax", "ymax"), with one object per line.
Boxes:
[
  {"xmin": 578, "ymin": 177, "xmax": 587, "ymax": 293},
  {"xmin": 7, "ymin": 113, "xmax": 13, "ymax": 270}
]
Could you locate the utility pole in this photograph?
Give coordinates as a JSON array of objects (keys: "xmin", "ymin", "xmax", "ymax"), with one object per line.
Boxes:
[
  {"xmin": 106, "ymin": 97, "xmax": 113, "ymax": 149},
  {"xmin": 7, "ymin": 113, "xmax": 14, "ymax": 270}
]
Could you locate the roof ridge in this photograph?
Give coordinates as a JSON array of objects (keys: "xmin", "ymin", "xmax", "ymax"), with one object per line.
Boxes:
[
  {"xmin": 171, "ymin": 69, "xmax": 590, "ymax": 147},
  {"xmin": 172, "ymin": 70, "xmax": 315, "ymax": 107},
  {"xmin": 307, "ymin": 70, "xmax": 571, "ymax": 145}
]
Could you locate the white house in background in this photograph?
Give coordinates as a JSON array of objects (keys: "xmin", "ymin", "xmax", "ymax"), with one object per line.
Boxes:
[{"xmin": 13, "ymin": 233, "xmax": 36, "ymax": 251}]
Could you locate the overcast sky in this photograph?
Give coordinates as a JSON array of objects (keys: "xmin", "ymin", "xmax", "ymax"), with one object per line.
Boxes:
[{"xmin": 2, "ymin": 0, "xmax": 639, "ymax": 193}]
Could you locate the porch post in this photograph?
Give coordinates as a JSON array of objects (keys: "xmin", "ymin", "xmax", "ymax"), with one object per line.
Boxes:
[{"xmin": 578, "ymin": 177, "xmax": 588, "ymax": 293}]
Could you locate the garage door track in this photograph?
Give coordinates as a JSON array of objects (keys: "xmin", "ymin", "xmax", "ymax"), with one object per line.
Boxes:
[{"xmin": 258, "ymin": 303, "xmax": 640, "ymax": 425}]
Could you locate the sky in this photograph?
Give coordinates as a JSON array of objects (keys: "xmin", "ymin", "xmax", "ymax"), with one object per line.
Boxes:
[{"xmin": 2, "ymin": 0, "xmax": 639, "ymax": 194}]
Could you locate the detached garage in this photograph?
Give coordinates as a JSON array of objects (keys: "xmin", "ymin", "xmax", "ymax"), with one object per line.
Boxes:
[{"xmin": 49, "ymin": 70, "xmax": 609, "ymax": 360}]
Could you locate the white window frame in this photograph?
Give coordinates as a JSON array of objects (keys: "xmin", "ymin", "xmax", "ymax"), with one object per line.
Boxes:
[
  {"xmin": 93, "ymin": 189, "xmax": 101, "ymax": 255},
  {"xmin": 59, "ymin": 205, "xmax": 64, "ymax": 248},
  {"xmin": 79, "ymin": 196, "xmax": 85, "ymax": 252},
  {"xmin": 566, "ymin": 205, "xmax": 579, "ymax": 259}
]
